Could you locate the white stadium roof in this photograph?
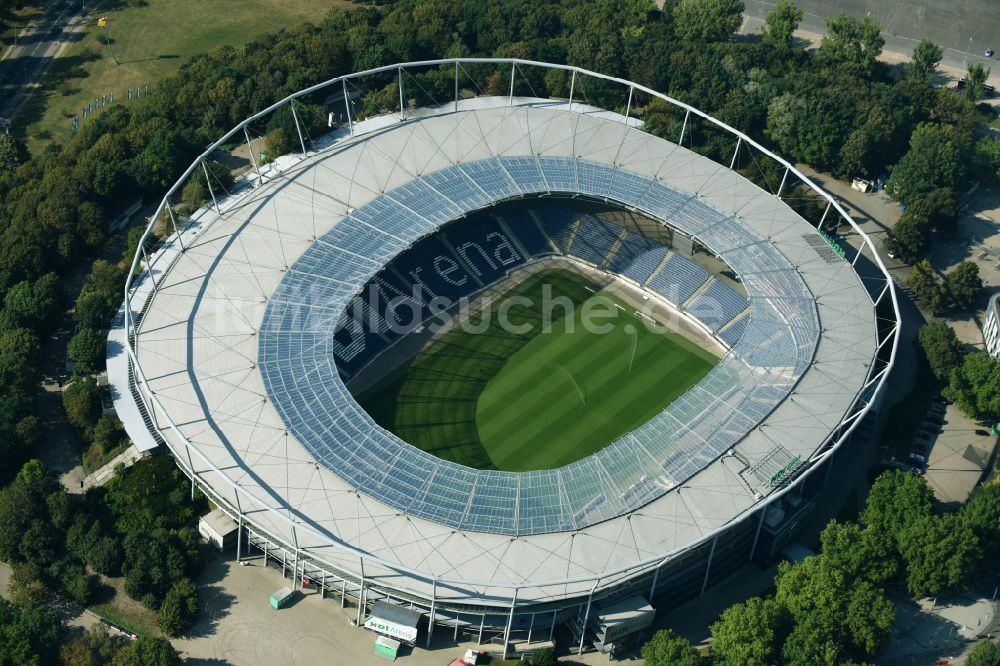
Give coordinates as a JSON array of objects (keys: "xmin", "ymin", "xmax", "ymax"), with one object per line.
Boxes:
[{"xmin": 123, "ymin": 85, "xmax": 887, "ymax": 606}]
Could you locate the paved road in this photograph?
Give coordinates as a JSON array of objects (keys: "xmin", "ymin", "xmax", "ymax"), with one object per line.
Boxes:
[
  {"xmin": 744, "ymin": 0, "xmax": 1000, "ymax": 80},
  {"xmin": 0, "ymin": 1, "xmax": 92, "ymax": 122}
]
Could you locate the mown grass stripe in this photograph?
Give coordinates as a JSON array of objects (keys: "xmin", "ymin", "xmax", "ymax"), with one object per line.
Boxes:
[{"xmin": 357, "ymin": 268, "xmax": 718, "ymax": 472}]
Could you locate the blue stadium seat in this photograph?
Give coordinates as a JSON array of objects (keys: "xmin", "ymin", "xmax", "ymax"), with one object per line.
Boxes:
[
  {"xmin": 607, "ymin": 232, "xmax": 669, "ymax": 284},
  {"xmin": 389, "ymin": 235, "xmax": 478, "ymax": 305},
  {"xmin": 444, "ymin": 216, "xmax": 526, "ymax": 285},
  {"xmin": 569, "ymin": 214, "xmax": 621, "ymax": 266},
  {"xmin": 503, "ymin": 213, "xmax": 554, "ymax": 258},
  {"xmin": 646, "ymin": 253, "xmax": 711, "ymax": 305},
  {"xmin": 331, "ymin": 308, "xmax": 388, "ymax": 380},
  {"xmin": 536, "ymin": 207, "xmax": 576, "ymax": 252},
  {"xmin": 718, "ymin": 312, "xmax": 749, "ymax": 347},
  {"xmin": 687, "ymin": 280, "xmax": 750, "ymax": 331}
]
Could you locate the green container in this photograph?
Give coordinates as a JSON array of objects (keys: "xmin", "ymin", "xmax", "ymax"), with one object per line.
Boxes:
[
  {"xmin": 374, "ymin": 635, "xmax": 401, "ymax": 661},
  {"xmin": 269, "ymin": 587, "xmax": 293, "ymax": 609}
]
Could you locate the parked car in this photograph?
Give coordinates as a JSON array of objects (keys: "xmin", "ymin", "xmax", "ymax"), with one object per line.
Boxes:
[
  {"xmin": 976, "ymin": 429, "xmax": 990, "ymax": 436},
  {"xmin": 986, "ymin": 48, "xmax": 995, "ymax": 57},
  {"xmin": 908, "ymin": 452, "xmax": 928, "ymax": 465},
  {"xmin": 932, "ymin": 394, "xmax": 949, "ymax": 405}
]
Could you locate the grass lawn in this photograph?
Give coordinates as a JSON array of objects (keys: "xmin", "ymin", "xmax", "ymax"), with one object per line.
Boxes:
[
  {"xmin": 358, "ymin": 269, "xmax": 717, "ymax": 472},
  {"xmin": 88, "ymin": 575, "xmax": 161, "ymax": 637},
  {"xmin": 17, "ymin": 0, "xmax": 348, "ymax": 152}
]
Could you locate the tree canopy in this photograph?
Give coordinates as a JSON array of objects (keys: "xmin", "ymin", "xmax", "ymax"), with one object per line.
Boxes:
[
  {"xmin": 641, "ymin": 628, "xmax": 704, "ymax": 666},
  {"xmin": 908, "ymin": 40, "xmax": 943, "ymax": 81},
  {"xmin": 816, "ymin": 15, "xmax": 884, "ymax": 76},
  {"xmin": 906, "ymin": 259, "xmax": 947, "ymax": 314},
  {"xmin": 109, "ymin": 636, "xmax": 182, "ymax": 666},
  {"xmin": 965, "ymin": 62, "xmax": 991, "ymax": 102},
  {"xmin": 672, "ymin": 0, "xmax": 744, "ymax": 43},
  {"xmin": 946, "ymin": 260, "xmax": 983, "ymax": 309},
  {"xmin": 67, "ymin": 328, "xmax": 107, "ymax": 376},
  {"xmin": 967, "ymin": 639, "xmax": 1000, "ymax": 666},
  {"xmin": 897, "ymin": 513, "xmax": 980, "ymax": 597},
  {"xmin": 861, "ymin": 469, "xmax": 935, "ymax": 545},
  {"xmin": 945, "ymin": 352, "xmax": 1000, "ymax": 420},
  {"xmin": 918, "ymin": 320, "xmax": 964, "ymax": 381},
  {"xmin": 0, "ymin": 598, "xmax": 64, "ymax": 666},
  {"xmin": 710, "ymin": 596, "xmax": 786, "ymax": 666},
  {"xmin": 887, "ymin": 124, "xmax": 970, "ymax": 206},
  {"xmin": 761, "ymin": 0, "xmax": 802, "ymax": 50}
]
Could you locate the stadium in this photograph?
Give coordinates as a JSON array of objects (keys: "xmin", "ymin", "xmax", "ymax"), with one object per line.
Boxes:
[{"xmin": 111, "ymin": 59, "xmax": 900, "ymax": 657}]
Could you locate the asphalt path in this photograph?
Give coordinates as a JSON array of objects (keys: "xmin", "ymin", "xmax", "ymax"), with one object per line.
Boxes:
[
  {"xmin": 744, "ymin": 0, "xmax": 1000, "ymax": 77},
  {"xmin": 0, "ymin": 1, "xmax": 91, "ymax": 121}
]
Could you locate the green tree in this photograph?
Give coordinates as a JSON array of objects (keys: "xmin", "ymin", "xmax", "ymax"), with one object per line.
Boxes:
[
  {"xmin": 104, "ymin": 455, "xmax": 202, "ymax": 534},
  {"xmin": 861, "ymin": 469, "xmax": 934, "ymax": 548},
  {"xmin": 672, "ymin": 0, "xmax": 744, "ymax": 43},
  {"xmin": 50, "ymin": 557, "xmax": 96, "ymax": 606},
  {"xmin": 123, "ymin": 226, "xmax": 161, "ymax": 271},
  {"xmin": 710, "ymin": 596, "xmax": 786, "ymax": 666},
  {"xmin": 764, "ymin": 92, "xmax": 850, "ymax": 169},
  {"xmin": 965, "ymin": 62, "xmax": 991, "ymax": 102},
  {"xmin": 91, "ymin": 414, "xmax": 126, "ymax": 454},
  {"xmin": 945, "ymin": 352, "xmax": 1000, "ymax": 420},
  {"xmin": 909, "ymin": 188, "xmax": 958, "ymax": 235},
  {"xmin": 0, "ymin": 597, "xmax": 64, "ymax": 666},
  {"xmin": 131, "ymin": 127, "xmax": 188, "ymax": 193},
  {"xmin": 960, "ymin": 482, "xmax": 1000, "ymax": 555},
  {"xmin": 0, "ymin": 133, "xmax": 28, "ymax": 176},
  {"xmin": 908, "ymin": 40, "xmax": 943, "ymax": 81},
  {"xmin": 774, "ymin": 557, "xmax": 894, "ymax": 662},
  {"xmin": 906, "ymin": 259, "xmax": 947, "ymax": 314},
  {"xmin": 819, "ymin": 520, "xmax": 897, "ymax": 585},
  {"xmin": 264, "ymin": 128, "xmax": 291, "ymax": 161},
  {"xmin": 0, "ymin": 327, "xmax": 39, "ymax": 391},
  {"xmin": 976, "ymin": 134, "xmax": 1000, "ymax": 182},
  {"xmin": 59, "ymin": 624, "xmax": 127, "ymax": 666},
  {"xmin": 642, "ymin": 628, "xmax": 702, "ymax": 665},
  {"xmin": 884, "ymin": 208, "xmax": 929, "ymax": 263},
  {"xmin": 7, "ymin": 562, "xmax": 48, "ymax": 607},
  {"xmin": 75, "ymin": 260, "xmax": 126, "ymax": 330},
  {"xmin": 14, "ymin": 458, "xmax": 45, "ymax": 488},
  {"xmin": 887, "ymin": 124, "xmax": 968, "ymax": 206},
  {"xmin": 109, "ymin": 636, "xmax": 182, "ymax": 666},
  {"xmin": 1, "ymin": 274, "xmax": 60, "ymax": 332},
  {"xmin": 122, "ymin": 527, "xmax": 201, "ymax": 606},
  {"xmin": 761, "ymin": 0, "xmax": 802, "ymax": 50},
  {"xmin": 67, "ymin": 328, "xmax": 107, "ymax": 375},
  {"xmin": 0, "ymin": 472, "xmax": 47, "ymax": 563},
  {"xmin": 817, "ymin": 15, "xmax": 884, "ymax": 76},
  {"xmin": 157, "ymin": 578, "xmax": 199, "ymax": 636},
  {"xmin": 918, "ymin": 320, "xmax": 964, "ymax": 380},
  {"xmin": 946, "ymin": 260, "xmax": 983, "ymax": 309},
  {"xmin": 967, "ymin": 640, "xmax": 1000, "ymax": 666},
  {"xmin": 897, "ymin": 513, "xmax": 980, "ymax": 597},
  {"xmin": 61, "ymin": 376, "xmax": 101, "ymax": 437}
]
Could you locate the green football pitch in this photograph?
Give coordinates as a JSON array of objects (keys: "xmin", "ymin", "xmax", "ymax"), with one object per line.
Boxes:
[{"xmin": 357, "ymin": 269, "xmax": 718, "ymax": 472}]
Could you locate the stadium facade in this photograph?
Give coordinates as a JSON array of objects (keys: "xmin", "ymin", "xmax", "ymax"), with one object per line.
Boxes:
[{"xmin": 111, "ymin": 60, "xmax": 900, "ymax": 656}]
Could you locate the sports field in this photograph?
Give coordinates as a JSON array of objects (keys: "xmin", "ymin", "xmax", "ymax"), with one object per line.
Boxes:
[{"xmin": 357, "ymin": 269, "xmax": 718, "ymax": 472}]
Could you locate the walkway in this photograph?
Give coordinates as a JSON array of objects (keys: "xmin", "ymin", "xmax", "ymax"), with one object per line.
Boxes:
[{"xmin": 80, "ymin": 445, "xmax": 146, "ymax": 492}]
